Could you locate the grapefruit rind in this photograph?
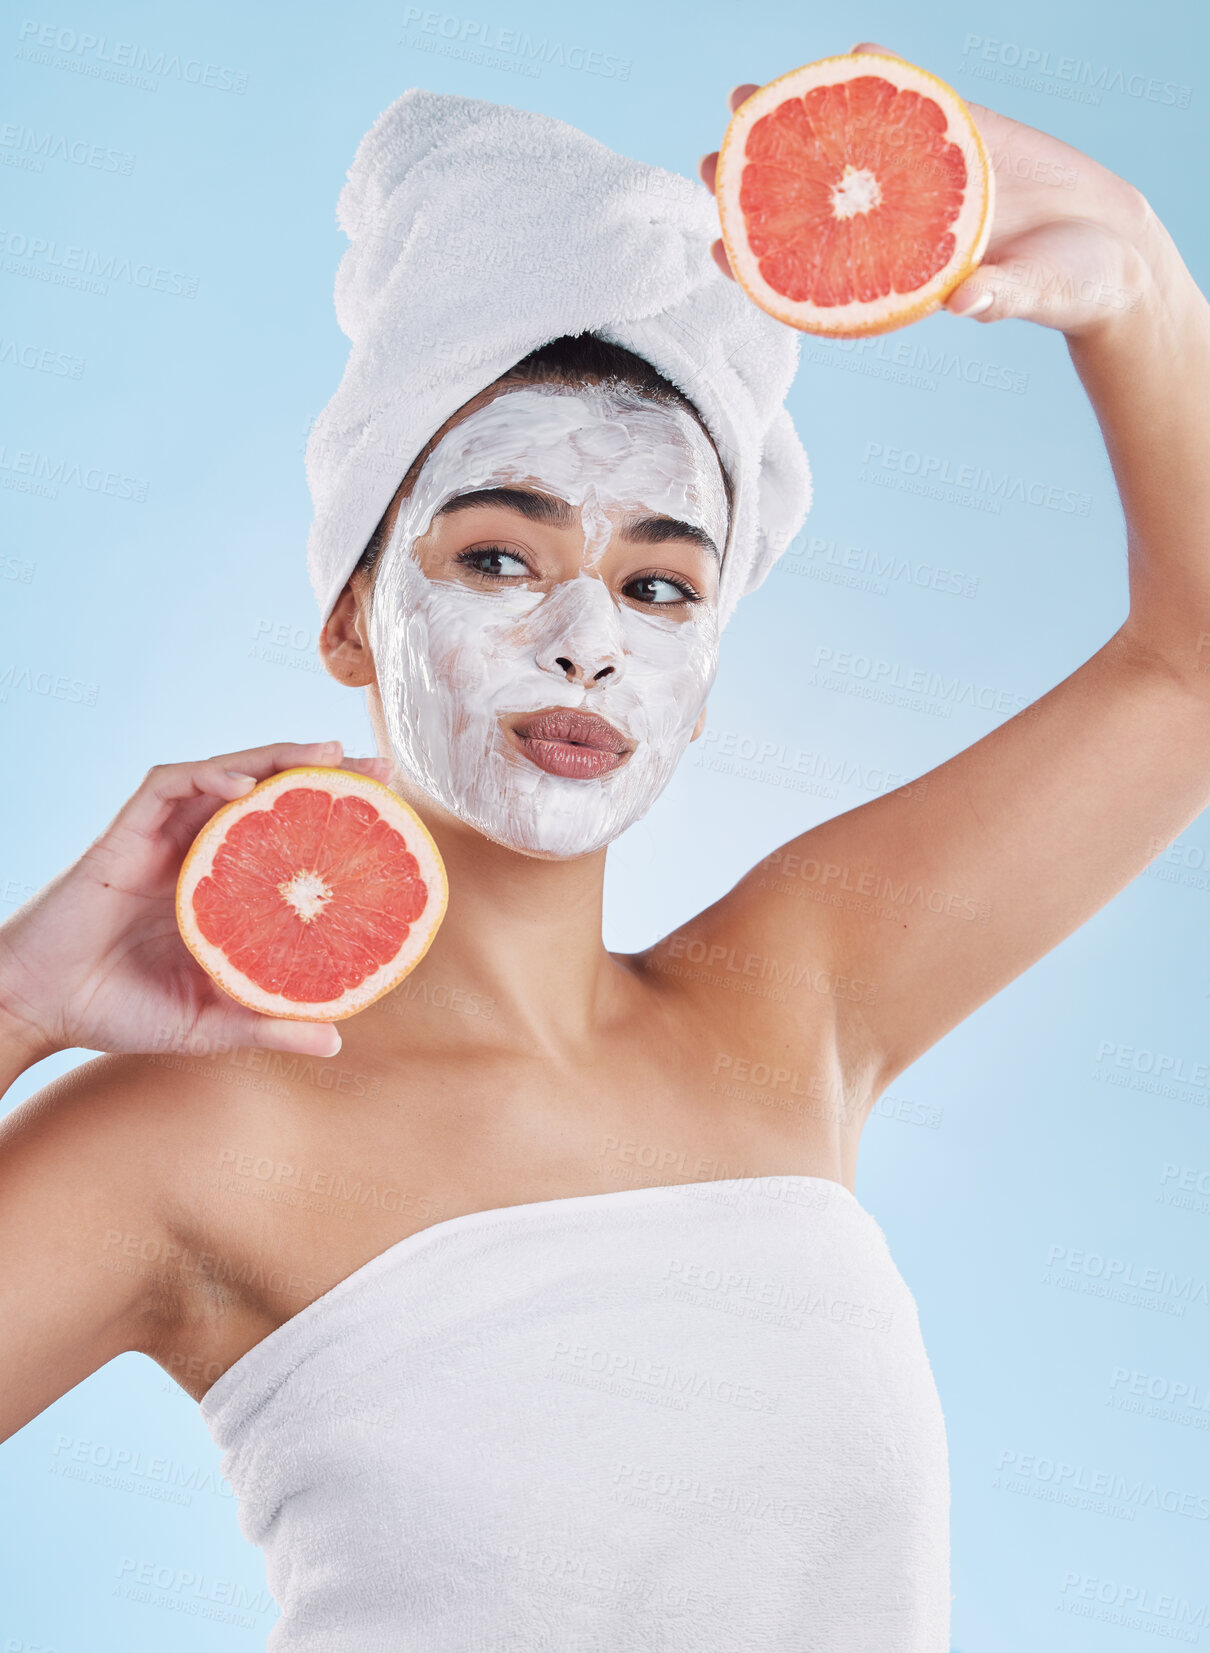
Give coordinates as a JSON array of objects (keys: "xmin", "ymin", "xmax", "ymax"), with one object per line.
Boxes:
[
  {"xmin": 716, "ymin": 53, "xmax": 994, "ymax": 339},
  {"xmin": 175, "ymin": 766, "xmax": 448, "ymax": 1022}
]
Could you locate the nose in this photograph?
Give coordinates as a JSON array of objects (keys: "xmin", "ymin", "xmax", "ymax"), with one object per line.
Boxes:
[{"xmin": 532, "ymin": 576, "xmax": 626, "ymax": 688}]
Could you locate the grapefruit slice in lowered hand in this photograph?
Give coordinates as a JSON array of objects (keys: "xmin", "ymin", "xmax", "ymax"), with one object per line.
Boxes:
[
  {"xmin": 715, "ymin": 52, "xmax": 993, "ymax": 337},
  {"xmin": 177, "ymin": 766, "xmax": 447, "ymax": 1022}
]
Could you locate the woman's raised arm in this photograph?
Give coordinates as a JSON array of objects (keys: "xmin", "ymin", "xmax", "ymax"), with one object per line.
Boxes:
[{"xmin": 693, "ymin": 51, "xmax": 1210, "ymax": 1103}]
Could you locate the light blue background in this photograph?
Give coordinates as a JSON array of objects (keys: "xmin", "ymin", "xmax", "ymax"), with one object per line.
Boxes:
[{"xmin": 2, "ymin": 0, "xmax": 1208, "ymax": 1648}]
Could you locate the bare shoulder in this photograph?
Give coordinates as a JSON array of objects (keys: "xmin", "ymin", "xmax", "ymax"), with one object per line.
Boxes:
[
  {"xmin": 2, "ymin": 1048, "xmax": 196, "ymax": 1215},
  {"xmin": 0, "ymin": 1048, "xmax": 248, "ymax": 1437},
  {"xmin": 4, "ymin": 1044, "xmax": 239, "ymax": 1173},
  {"xmin": 1, "ymin": 1048, "xmax": 238, "ymax": 1288},
  {"xmin": 0, "ymin": 1041, "xmax": 321, "ymax": 1317}
]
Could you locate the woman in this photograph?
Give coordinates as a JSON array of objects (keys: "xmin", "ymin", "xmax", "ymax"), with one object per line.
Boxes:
[{"xmin": 3, "ymin": 44, "xmax": 1209, "ymax": 1653}]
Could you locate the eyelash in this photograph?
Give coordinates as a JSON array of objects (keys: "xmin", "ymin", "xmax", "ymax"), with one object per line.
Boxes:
[{"xmin": 454, "ymin": 545, "xmax": 703, "ymax": 605}]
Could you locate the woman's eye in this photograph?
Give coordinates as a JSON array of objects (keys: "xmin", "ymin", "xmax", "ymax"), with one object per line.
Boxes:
[
  {"xmin": 626, "ymin": 574, "xmax": 698, "ymax": 606},
  {"xmin": 456, "ymin": 546, "xmax": 532, "ymax": 579}
]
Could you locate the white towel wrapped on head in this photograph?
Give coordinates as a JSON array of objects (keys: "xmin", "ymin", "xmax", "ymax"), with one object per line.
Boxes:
[{"xmin": 305, "ymin": 88, "xmax": 812, "ymax": 630}]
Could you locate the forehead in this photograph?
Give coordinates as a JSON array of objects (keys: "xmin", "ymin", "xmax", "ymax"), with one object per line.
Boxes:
[
  {"xmin": 433, "ymin": 382, "xmax": 716, "ymax": 466},
  {"xmin": 438, "ymin": 377, "xmax": 715, "ymax": 451},
  {"xmin": 405, "ymin": 383, "xmax": 730, "ymax": 549}
]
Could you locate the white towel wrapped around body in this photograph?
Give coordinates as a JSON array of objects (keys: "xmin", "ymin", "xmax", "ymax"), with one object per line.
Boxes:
[
  {"xmin": 201, "ymin": 1175, "xmax": 951, "ymax": 1651},
  {"xmin": 305, "ymin": 89, "xmax": 812, "ymax": 630}
]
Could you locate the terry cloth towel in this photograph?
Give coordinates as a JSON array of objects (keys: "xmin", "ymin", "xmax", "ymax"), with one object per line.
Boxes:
[
  {"xmin": 304, "ymin": 89, "xmax": 812, "ymax": 631},
  {"xmin": 201, "ymin": 1175, "xmax": 951, "ymax": 1651}
]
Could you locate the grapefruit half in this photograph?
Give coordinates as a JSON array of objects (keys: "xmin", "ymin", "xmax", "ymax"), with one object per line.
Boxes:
[
  {"xmin": 716, "ymin": 53, "xmax": 994, "ymax": 337},
  {"xmin": 176, "ymin": 766, "xmax": 447, "ymax": 1022}
]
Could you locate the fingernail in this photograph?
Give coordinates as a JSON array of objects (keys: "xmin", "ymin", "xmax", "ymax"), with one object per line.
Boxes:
[
  {"xmin": 225, "ymin": 771, "xmax": 257, "ymax": 791},
  {"xmin": 951, "ymin": 287, "xmax": 994, "ymax": 317},
  {"xmin": 288, "ymin": 1024, "xmax": 341, "ymax": 1056}
]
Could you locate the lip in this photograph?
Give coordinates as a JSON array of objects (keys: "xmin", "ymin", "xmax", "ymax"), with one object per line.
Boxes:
[{"xmin": 507, "ymin": 707, "xmax": 633, "ymax": 780}]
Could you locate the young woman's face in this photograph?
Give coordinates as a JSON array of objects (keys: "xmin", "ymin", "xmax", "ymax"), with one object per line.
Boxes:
[{"xmin": 367, "ymin": 383, "xmax": 729, "ymax": 858}]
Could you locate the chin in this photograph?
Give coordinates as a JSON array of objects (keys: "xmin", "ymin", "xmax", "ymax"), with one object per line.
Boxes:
[
  {"xmin": 387, "ymin": 734, "xmax": 686, "ymax": 861},
  {"xmin": 467, "ymin": 748, "xmax": 679, "ymax": 859},
  {"xmin": 460, "ymin": 804, "xmax": 630, "ymax": 861}
]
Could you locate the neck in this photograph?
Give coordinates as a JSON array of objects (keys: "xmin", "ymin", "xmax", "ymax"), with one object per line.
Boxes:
[{"xmin": 354, "ymin": 794, "xmax": 624, "ymax": 1062}]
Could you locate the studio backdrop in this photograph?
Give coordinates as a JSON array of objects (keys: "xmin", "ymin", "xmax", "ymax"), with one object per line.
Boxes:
[{"xmin": 1, "ymin": 1, "xmax": 1207, "ymax": 1650}]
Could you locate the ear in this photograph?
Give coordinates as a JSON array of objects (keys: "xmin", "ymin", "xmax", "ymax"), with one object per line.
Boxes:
[
  {"xmin": 690, "ymin": 704, "xmax": 708, "ymax": 742},
  {"xmin": 318, "ymin": 580, "xmax": 376, "ymax": 688}
]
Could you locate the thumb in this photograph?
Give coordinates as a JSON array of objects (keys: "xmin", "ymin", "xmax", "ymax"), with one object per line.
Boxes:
[
  {"xmin": 193, "ymin": 1001, "xmax": 344, "ymax": 1059},
  {"xmin": 945, "ymin": 274, "xmax": 1000, "ymax": 321},
  {"xmin": 849, "ymin": 40, "xmax": 906, "ymax": 59},
  {"xmin": 250, "ymin": 1017, "xmax": 344, "ymax": 1059},
  {"xmin": 947, "ymin": 253, "xmax": 1063, "ymax": 326}
]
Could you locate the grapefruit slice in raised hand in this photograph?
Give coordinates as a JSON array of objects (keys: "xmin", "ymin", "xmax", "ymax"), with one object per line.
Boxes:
[
  {"xmin": 177, "ymin": 766, "xmax": 447, "ymax": 1022},
  {"xmin": 716, "ymin": 53, "xmax": 993, "ymax": 337}
]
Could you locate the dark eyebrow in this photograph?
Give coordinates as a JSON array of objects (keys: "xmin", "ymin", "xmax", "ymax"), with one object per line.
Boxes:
[
  {"xmin": 618, "ymin": 514, "xmax": 720, "ymax": 563},
  {"xmin": 434, "ymin": 485, "xmax": 720, "ymax": 562},
  {"xmin": 433, "ymin": 486, "xmax": 576, "ymax": 527}
]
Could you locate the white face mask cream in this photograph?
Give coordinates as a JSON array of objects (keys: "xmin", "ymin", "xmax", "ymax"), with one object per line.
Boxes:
[{"xmin": 367, "ymin": 383, "xmax": 729, "ymax": 859}]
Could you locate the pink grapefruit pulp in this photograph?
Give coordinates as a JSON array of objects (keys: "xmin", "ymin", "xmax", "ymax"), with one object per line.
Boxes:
[
  {"xmin": 176, "ymin": 766, "xmax": 447, "ymax": 1021},
  {"xmin": 716, "ymin": 53, "xmax": 994, "ymax": 337}
]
